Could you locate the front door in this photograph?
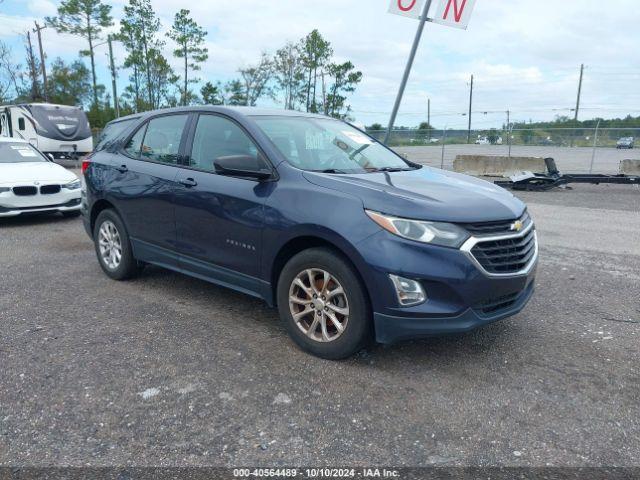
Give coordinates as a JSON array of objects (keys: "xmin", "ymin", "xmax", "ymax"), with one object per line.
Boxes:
[{"xmin": 174, "ymin": 113, "xmax": 271, "ymax": 283}]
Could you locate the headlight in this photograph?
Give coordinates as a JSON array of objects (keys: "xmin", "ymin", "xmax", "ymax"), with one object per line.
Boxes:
[
  {"xmin": 0, "ymin": 187, "xmax": 10, "ymax": 193},
  {"xmin": 366, "ymin": 210, "xmax": 469, "ymax": 248},
  {"xmin": 63, "ymin": 180, "xmax": 81, "ymax": 190}
]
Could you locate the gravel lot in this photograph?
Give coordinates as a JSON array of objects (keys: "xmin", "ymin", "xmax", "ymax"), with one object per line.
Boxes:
[{"xmin": 0, "ymin": 178, "xmax": 639, "ymax": 468}]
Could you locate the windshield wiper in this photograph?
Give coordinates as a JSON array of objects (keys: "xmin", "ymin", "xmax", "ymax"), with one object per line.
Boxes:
[
  {"xmin": 368, "ymin": 166, "xmax": 416, "ymax": 173},
  {"xmin": 312, "ymin": 168, "xmax": 350, "ymax": 174}
]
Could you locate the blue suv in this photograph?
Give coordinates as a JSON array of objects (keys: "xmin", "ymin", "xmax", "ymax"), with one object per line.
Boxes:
[{"xmin": 82, "ymin": 107, "xmax": 537, "ymax": 359}]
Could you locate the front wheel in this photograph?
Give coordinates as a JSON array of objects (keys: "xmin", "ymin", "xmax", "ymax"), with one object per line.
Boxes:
[
  {"xmin": 93, "ymin": 209, "xmax": 141, "ymax": 281},
  {"xmin": 277, "ymin": 248, "xmax": 372, "ymax": 360}
]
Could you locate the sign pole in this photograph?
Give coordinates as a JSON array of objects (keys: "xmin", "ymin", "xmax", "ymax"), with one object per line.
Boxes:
[{"xmin": 384, "ymin": 0, "xmax": 434, "ymax": 145}]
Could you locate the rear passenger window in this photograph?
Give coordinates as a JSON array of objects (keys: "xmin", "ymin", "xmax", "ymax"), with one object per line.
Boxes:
[
  {"xmin": 124, "ymin": 124, "xmax": 147, "ymax": 158},
  {"xmin": 140, "ymin": 115, "xmax": 188, "ymax": 164}
]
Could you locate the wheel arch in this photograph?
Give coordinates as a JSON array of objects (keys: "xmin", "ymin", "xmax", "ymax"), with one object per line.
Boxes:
[
  {"xmin": 269, "ymin": 233, "xmax": 373, "ymax": 309},
  {"xmin": 90, "ymin": 199, "xmax": 118, "ymax": 235}
]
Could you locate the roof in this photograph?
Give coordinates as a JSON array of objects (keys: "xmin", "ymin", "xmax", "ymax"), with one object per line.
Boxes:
[{"xmin": 106, "ymin": 106, "xmax": 331, "ymax": 127}]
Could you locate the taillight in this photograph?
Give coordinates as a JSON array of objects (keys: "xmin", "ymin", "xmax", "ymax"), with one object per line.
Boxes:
[{"xmin": 81, "ymin": 157, "xmax": 91, "ymax": 175}]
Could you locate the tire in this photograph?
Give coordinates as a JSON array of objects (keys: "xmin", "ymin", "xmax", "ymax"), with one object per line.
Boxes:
[
  {"xmin": 93, "ymin": 209, "xmax": 140, "ymax": 281},
  {"xmin": 62, "ymin": 210, "xmax": 81, "ymax": 218},
  {"xmin": 277, "ymin": 247, "xmax": 372, "ymax": 360}
]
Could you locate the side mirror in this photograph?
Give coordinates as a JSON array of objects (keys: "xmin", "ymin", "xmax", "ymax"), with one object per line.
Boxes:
[
  {"xmin": 214, "ymin": 155, "xmax": 273, "ymax": 180},
  {"xmin": 47, "ymin": 153, "xmax": 55, "ymax": 161}
]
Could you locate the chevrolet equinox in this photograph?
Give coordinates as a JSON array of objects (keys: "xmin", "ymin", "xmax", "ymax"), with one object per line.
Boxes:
[{"xmin": 82, "ymin": 107, "xmax": 538, "ymax": 359}]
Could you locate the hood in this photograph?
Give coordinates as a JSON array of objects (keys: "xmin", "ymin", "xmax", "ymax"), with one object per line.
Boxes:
[
  {"xmin": 0, "ymin": 162, "xmax": 77, "ymax": 185},
  {"xmin": 303, "ymin": 167, "xmax": 525, "ymax": 223}
]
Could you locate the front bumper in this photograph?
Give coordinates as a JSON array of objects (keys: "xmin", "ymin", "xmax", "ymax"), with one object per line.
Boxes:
[
  {"xmin": 374, "ymin": 277, "xmax": 535, "ymax": 343},
  {"xmin": 0, "ymin": 186, "xmax": 82, "ymax": 217},
  {"xmin": 0, "ymin": 198, "xmax": 81, "ymax": 217},
  {"xmin": 356, "ymin": 228, "xmax": 538, "ymax": 344}
]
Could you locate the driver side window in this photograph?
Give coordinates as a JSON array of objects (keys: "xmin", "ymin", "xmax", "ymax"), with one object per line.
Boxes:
[{"xmin": 190, "ymin": 115, "xmax": 261, "ymax": 172}]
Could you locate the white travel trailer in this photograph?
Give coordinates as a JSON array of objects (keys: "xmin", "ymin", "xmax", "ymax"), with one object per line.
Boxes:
[{"xmin": 0, "ymin": 103, "xmax": 93, "ymax": 158}]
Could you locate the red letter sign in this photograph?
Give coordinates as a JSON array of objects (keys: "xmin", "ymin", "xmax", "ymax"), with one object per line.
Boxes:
[
  {"xmin": 388, "ymin": 0, "xmax": 426, "ymax": 19},
  {"xmin": 432, "ymin": 0, "xmax": 477, "ymax": 29}
]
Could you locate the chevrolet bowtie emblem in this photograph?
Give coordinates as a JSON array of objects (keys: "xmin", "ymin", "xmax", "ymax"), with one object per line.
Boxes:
[{"xmin": 510, "ymin": 220, "xmax": 524, "ymax": 232}]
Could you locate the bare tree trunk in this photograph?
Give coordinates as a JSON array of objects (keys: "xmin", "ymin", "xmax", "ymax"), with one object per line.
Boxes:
[
  {"xmin": 183, "ymin": 44, "xmax": 188, "ymax": 106},
  {"xmin": 86, "ymin": 15, "xmax": 98, "ymax": 108},
  {"xmin": 141, "ymin": 24, "xmax": 153, "ymax": 107}
]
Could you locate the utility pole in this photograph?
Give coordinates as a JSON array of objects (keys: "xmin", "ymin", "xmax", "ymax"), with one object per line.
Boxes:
[
  {"xmin": 107, "ymin": 35, "xmax": 120, "ymax": 118},
  {"xmin": 574, "ymin": 63, "xmax": 584, "ymax": 121},
  {"xmin": 506, "ymin": 110, "xmax": 512, "ymax": 158},
  {"xmin": 427, "ymin": 97, "xmax": 431, "ymax": 140},
  {"xmin": 25, "ymin": 32, "xmax": 40, "ymax": 101},
  {"xmin": 384, "ymin": 0, "xmax": 434, "ymax": 145},
  {"xmin": 33, "ymin": 22, "xmax": 48, "ymax": 102},
  {"xmin": 467, "ymin": 74, "xmax": 474, "ymax": 143}
]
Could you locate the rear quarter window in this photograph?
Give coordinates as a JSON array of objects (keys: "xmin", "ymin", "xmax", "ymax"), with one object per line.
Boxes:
[{"xmin": 95, "ymin": 118, "xmax": 138, "ymax": 151}]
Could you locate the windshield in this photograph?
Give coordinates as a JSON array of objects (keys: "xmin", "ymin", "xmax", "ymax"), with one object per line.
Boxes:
[
  {"xmin": 0, "ymin": 142, "xmax": 48, "ymax": 163},
  {"xmin": 253, "ymin": 116, "xmax": 416, "ymax": 173},
  {"xmin": 95, "ymin": 118, "xmax": 138, "ymax": 151}
]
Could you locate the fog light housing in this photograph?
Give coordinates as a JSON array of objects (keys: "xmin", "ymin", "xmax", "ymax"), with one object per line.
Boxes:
[{"xmin": 389, "ymin": 275, "xmax": 426, "ymax": 307}]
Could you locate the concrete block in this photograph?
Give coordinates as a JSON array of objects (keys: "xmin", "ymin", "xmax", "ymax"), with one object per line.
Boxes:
[
  {"xmin": 620, "ymin": 159, "xmax": 640, "ymax": 175},
  {"xmin": 453, "ymin": 155, "xmax": 546, "ymax": 176}
]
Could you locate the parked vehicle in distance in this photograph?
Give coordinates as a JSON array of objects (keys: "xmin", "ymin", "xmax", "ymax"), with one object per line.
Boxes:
[
  {"xmin": 82, "ymin": 107, "xmax": 538, "ymax": 359},
  {"xmin": 0, "ymin": 103, "xmax": 93, "ymax": 159},
  {"xmin": 476, "ymin": 135, "xmax": 503, "ymax": 145},
  {"xmin": 0, "ymin": 138, "xmax": 82, "ymax": 217},
  {"xmin": 617, "ymin": 137, "xmax": 634, "ymax": 149}
]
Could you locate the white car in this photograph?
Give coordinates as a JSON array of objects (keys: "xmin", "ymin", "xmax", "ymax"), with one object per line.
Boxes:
[{"xmin": 0, "ymin": 138, "xmax": 82, "ymax": 218}]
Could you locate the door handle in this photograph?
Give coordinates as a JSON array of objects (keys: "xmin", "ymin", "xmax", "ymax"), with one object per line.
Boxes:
[
  {"xmin": 116, "ymin": 164, "xmax": 128, "ymax": 173},
  {"xmin": 179, "ymin": 177, "xmax": 198, "ymax": 188}
]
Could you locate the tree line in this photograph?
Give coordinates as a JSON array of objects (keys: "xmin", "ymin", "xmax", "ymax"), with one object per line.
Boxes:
[{"xmin": 0, "ymin": 0, "xmax": 363, "ymax": 128}]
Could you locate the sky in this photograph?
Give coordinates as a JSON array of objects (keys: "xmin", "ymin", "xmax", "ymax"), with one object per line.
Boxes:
[{"xmin": 0, "ymin": 0, "xmax": 639, "ymax": 129}]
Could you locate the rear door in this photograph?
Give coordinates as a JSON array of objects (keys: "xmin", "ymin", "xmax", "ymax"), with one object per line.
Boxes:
[
  {"xmin": 174, "ymin": 113, "xmax": 271, "ymax": 282},
  {"xmin": 108, "ymin": 113, "xmax": 190, "ymax": 268}
]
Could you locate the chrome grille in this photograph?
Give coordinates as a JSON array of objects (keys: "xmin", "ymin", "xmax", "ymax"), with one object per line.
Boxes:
[{"xmin": 470, "ymin": 228, "xmax": 537, "ymax": 275}]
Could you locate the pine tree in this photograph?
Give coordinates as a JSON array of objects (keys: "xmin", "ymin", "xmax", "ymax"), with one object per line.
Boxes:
[
  {"xmin": 46, "ymin": 0, "xmax": 113, "ymax": 108},
  {"xmin": 118, "ymin": 0, "xmax": 163, "ymax": 110},
  {"xmin": 167, "ymin": 9, "xmax": 208, "ymax": 106}
]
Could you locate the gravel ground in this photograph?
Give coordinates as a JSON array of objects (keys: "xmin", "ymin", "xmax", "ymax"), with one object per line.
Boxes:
[{"xmin": 0, "ymin": 181, "xmax": 639, "ymax": 468}]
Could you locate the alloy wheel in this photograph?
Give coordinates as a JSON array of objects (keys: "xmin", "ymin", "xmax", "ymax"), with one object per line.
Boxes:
[
  {"xmin": 98, "ymin": 220, "xmax": 123, "ymax": 271},
  {"xmin": 288, "ymin": 268, "xmax": 350, "ymax": 342}
]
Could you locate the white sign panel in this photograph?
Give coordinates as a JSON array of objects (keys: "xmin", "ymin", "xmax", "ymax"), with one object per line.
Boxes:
[
  {"xmin": 431, "ymin": 0, "xmax": 477, "ymax": 29},
  {"xmin": 388, "ymin": 0, "xmax": 427, "ymax": 19}
]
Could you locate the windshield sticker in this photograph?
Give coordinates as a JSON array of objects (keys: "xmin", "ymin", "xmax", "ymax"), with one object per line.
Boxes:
[
  {"xmin": 341, "ymin": 131, "xmax": 373, "ymax": 145},
  {"xmin": 305, "ymin": 132, "xmax": 326, "ymax": 150}
]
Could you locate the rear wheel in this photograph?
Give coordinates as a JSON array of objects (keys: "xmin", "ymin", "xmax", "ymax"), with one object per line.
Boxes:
[
  {"xmin": 277, "ymin": 248, "xmax": 372, "ymax": 360},
  {"xmin": 93, "ymin": 209, "xmax": 140, "ymax": 280}
]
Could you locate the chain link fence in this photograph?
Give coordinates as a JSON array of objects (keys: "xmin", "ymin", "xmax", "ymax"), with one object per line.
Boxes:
[
  {"xmin": 368, "ymin": 127, "xmax": 640, "ymax": 174},
  {"xmin": 88, "ymin": 126, "xmax": 638, "ymax": 174}
]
